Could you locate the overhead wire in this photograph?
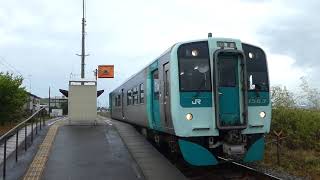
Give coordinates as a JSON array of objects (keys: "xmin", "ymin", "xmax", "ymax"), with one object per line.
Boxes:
[
  {"xmin": 0, "ymin": 56, "xmax": 24, "ymax": 76},
  {"xmin": 0, "ymin": 56, "xmax": 32, "ymax": 92}
]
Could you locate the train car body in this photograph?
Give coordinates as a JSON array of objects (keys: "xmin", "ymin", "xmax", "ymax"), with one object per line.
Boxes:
[{"xmin": 110, "ymin": 36, "xmax": 271, "ymax": 166}]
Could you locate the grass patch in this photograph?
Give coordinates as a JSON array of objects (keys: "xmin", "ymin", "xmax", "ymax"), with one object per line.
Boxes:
[
  {"xmin": 0, "ymin": 115, "xmax": 50, "ymax": 136},
  {"xmin": 0, "ymin": 122, "xmax": 19, "ymax": 135},
  {"xmin": 262, "ymin": 142, "xmax": 320, "ymax": 179},
  {"xmin": 261, "ymin": 108, "xmax": 320, "ymax": 179}
]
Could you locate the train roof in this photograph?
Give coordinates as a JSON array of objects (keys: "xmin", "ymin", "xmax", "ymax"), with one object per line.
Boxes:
[
  {"xmin": 110, "ymin": 37, "xmax": 254, "ymax": 94},
  {"xmin": 109, "ymin": 43, "xmax": 176, "ymax": 94}
]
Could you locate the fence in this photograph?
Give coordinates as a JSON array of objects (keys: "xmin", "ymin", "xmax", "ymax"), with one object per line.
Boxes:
[{"xmin": 0, "ymin": 106, "xmax": 48, "ymax": 178}]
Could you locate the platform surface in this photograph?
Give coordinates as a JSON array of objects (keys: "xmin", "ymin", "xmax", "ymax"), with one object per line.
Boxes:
[
  {"xmin": 110, "ymin": 117, "xmax": 187, "ymax": 180},
  {"xmin": 41, "ymin": 123, "xmax": 143, "ymax": 180}
]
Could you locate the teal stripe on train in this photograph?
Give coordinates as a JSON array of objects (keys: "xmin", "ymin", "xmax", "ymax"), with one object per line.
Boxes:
[
  {"xmin": 243, "ymin": 137, "xmax": 265, "ymax": 162},
  {"xmin": 180, "ymin": 91, "xmax": 269, "ymax": 107}
]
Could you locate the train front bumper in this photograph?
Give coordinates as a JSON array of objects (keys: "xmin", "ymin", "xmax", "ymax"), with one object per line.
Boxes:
[{"xmin": 178, "ymin": 137, "xmax": 265, "ymax": 166}]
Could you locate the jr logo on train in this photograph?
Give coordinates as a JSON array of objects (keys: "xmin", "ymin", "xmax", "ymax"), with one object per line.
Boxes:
[{"xmin": 192, "ymin": 99, "xmax": 201, "ymax": 105}]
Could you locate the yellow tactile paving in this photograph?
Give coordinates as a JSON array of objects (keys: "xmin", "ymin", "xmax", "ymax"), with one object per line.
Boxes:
[{"xmin": 23, "ymin": 121, "xmax": 63, "ymax": 180}]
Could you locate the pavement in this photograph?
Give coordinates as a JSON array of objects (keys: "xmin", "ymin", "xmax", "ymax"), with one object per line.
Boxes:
[
  {"xmin": 3, "ymin": 117, "xmax": 187, "ymax": 180},
  {"xmin": 112, "ymin": 118, "xmax": 187, "ymax": 180},
  {"xmin": 41, "ymin": 122, "xmax": 144, "ymax": 180}
]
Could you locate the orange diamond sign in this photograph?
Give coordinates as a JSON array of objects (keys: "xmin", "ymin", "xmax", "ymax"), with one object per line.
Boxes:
[{"xmin": 98, "ymin": 65, "xmax": 114, "ymax": 78}]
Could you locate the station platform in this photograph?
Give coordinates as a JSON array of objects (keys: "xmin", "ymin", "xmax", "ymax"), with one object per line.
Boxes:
[{"xmin": 21, "ymin": 116, "xmax": 186, "ymax": 180}]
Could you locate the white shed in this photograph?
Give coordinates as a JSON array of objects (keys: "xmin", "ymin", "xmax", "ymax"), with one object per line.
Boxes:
[{"xmin": 68, "ymin": 80, "xmax": 97, "ymax": 124}]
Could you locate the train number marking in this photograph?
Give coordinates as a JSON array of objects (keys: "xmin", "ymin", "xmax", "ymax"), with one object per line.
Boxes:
[
  {"xmin": 249, "ymin": 98, "xmax": 267, "ymax": 104},
  {"xmin": 192, "ymin": 99, "xmax": 201, "ymax": 105}
]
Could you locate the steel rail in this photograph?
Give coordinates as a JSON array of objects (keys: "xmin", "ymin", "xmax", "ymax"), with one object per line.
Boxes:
[{"xmin": 218, "ymin": 156, "xmax": 282, "ymax": 180}]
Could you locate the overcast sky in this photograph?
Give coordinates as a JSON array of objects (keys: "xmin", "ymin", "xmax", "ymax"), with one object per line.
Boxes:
[{"xmin": 0, "ymin": 0, "xmax": 319, "ymax": 106}]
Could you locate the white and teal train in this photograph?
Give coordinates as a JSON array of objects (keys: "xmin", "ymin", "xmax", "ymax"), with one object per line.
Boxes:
[{"xmin": 110, "ymin": 35, "xmax": 271, "ymax": 166}]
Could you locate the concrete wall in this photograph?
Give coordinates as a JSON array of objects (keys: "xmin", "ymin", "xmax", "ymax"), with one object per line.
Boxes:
[{"xmin": 68, "ymin": 81, "xmax": 97, "ymax": 122}]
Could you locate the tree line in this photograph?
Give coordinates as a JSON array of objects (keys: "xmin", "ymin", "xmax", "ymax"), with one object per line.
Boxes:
[
  {"xmin": 271, "ymin": 77, "xmax": 320, "ymax": 109},
  {"xmin": 0, "ymin": 72, "xmax": 28, "ymax": 125}
]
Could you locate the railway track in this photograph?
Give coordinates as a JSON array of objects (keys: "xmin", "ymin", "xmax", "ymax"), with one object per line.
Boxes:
[
  {"xmin": 171, "ymin": 156, "xmax": 283, "ymax": 180},
  {"xmin": 147, "ymin": 140, "xmax": 282, "ymax": 180},
  {"xmin": 224, "ymin": 159, "xmax": 282, "ymax": 180},
  {"xmin": 136, "ymin": 127, "xmax": 282, "ymax": 180}
]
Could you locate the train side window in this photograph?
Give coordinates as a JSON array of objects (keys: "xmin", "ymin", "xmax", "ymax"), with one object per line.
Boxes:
[
  {"xmin": 115, "ymin": 95, "xmax": 118, "ymax": 107},
  {"xmin": 165, "ymin": 70, "xmax": 169, "ymax": 96},
  {"xmin": 113, "ymin": 96, "xmax": 116, "ymax": 107},
  {"xmin": 140, "ymin": 83, "xmax": 144, "ymax": 104},
  {"xmin": 133, "ymin": 87, "xmax": 138, "ymax": 104},
  {"xmin": 132, "ymin": 88, "xmax": 135, "ymax": 105},
  {"xmin": 153, "ymin": 70, "xmax": 160, "ymax": 100},
  {"xmin": 130, "ymin": 89, "xmax": 134, "ymax": 105},
  {"xmin": 127, "ymin": 90, "xmax": 132, "ymax": 105},
  {"xmin": 117, "ymin": 95, "xmax": 121, "ymax": 106}
]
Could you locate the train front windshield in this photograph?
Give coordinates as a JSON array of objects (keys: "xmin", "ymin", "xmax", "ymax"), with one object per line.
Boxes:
[
  {"xmin": 242, "ymin": 43, "xmax": 269, "ymax": 92},
  {"xmin": 178, "ymin": 42, "xmax": 211, "ymax": 92}
]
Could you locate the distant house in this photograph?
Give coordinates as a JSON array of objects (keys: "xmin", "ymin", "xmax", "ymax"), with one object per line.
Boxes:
[
  {"xmin": 40, "ymin": 96, "xmax": 68, "ymax": 115},
  {"xmin": 24, "ymin": 93, "xmax": 41, "ymax": 114},
  {"xmin": 41, "ymin": 96, "xmax": 68, "ymax": 109}
]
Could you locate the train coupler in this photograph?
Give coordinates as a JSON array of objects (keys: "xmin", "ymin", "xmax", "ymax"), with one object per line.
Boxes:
[{"xmin": 223, "ymin": 143, "xmax": 245, "ymax": 156}]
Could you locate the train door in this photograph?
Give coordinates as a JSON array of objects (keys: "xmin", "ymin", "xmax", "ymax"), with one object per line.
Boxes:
[
  {"xmin": 121, "ymin": 89, "xmax": 124, "ymax": 119},
  {"xmin": 216, "ymin": 54, "xmax": 241, "ymax": 128},
  {"xmin": 163, "ymin": 63, "xmax": 171, "ymax": 128},
  {"xmin": 151, "ymin": 70, "xmax": 161, "ymax": 129}
]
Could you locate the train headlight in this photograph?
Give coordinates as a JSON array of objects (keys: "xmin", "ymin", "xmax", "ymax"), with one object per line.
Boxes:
[
  {"xmin": 186, "ymin": 113, "xmax": 193, "ymax": 121},
  {"xmin": 259, "ymin": 111, "xmax": 266, "ymax": 118}
]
